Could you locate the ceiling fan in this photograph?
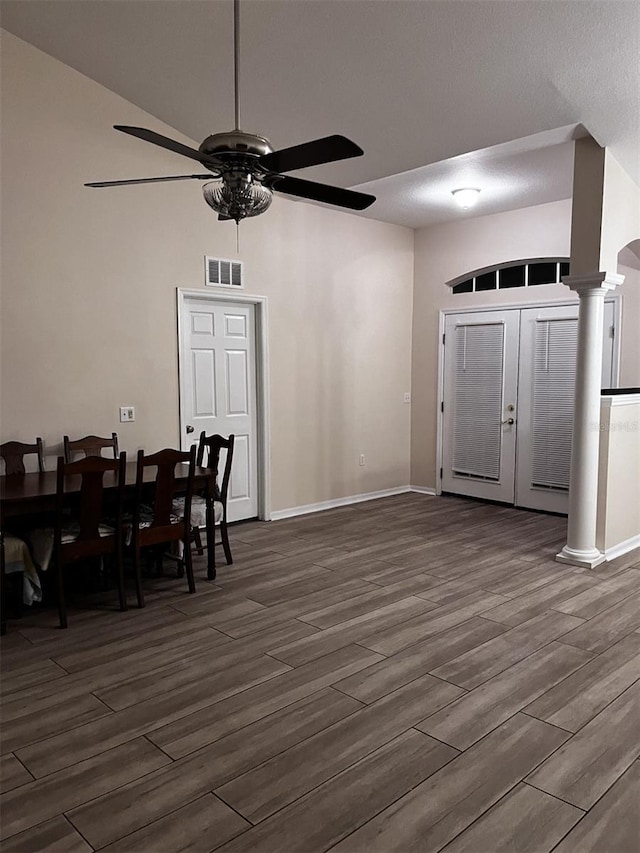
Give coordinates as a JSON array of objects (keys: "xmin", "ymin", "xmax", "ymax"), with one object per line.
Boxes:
[{"xmin": 85, "ymin": 0, "xmax": 375, "ymax": 223}]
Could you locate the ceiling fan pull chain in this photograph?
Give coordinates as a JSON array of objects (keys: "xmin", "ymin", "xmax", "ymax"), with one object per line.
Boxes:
[{"xmin": 234, "ymin": 0, "xmax": 241, "ymax": 130}]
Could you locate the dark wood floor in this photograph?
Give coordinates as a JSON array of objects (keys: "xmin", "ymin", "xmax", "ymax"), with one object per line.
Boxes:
[{"xmin": 1, "ymin": 493, "xmax": 639, "ymax": 852}]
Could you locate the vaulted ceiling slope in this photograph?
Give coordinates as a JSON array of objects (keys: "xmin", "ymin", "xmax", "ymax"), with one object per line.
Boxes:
[{"xmin": 1, "ymin": 0, "xmax": 638, "ymax": 225}]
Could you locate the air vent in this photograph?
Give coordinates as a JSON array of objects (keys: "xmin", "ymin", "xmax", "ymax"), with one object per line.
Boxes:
[{"xmin": 205, "ymin": 256, "xmax": 244, "ymax": 289}]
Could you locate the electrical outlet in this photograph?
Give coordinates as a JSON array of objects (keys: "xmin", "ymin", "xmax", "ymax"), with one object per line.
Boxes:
[
  {"xmin": 403, "ymin": 393, "xmax": 411, "ymax": 403},
  {"xmin": 359, "ymin": 454, "xmax": 365, "ymax": 466},
  {"xmin": 119, "ymin": 406, "xmax": 135, "ymax": 423}
]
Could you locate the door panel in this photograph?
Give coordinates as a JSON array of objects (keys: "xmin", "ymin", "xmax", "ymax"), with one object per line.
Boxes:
[
  {"xmin": 515, "ymin": 301, "xmax": 616, "ymax": 513},
  {"xmin": 226, "ymin": 350, "xmax": 249, "ymax": 414},
  {"xmin": 181, "ymin": 297, "xmax": 258, "ymax": 521},
  {"xmin": 516, "ymin": 306, "xmax": 578, "ymax": 513},
  {"xmin": 442, "ymin": 310, "xmax": 520, "ymax": 503},
  {"xmin": 192, "ymin": 349, "xmax": 216, "ymax": 416},
  {"xmin": 229, "ymin": 433, "xmax": 251, "ymax": 502}
]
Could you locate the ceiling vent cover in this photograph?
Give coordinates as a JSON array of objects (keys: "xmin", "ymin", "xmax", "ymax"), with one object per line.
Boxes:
[{"xmin": 205, "ymin": 256, "xmax": 243, "ymax": 289}]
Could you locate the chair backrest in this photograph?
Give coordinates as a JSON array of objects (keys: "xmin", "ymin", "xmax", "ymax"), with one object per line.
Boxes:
[
  {"xmin": 63, "ymin": 433, "xmax": 119, "ymax": 463},
  {"xmin": 0, "ymin": 438, "xmax": 45, "ymax": 476},
  {"xmin": 134, "ymin": 446, "xmax": 196, "ymax": 530},
  {"xmin": 196, "ymin": 433, "xmax": 235, "ymax": 504},
  {"xmin": 55, "ymin": 452, "xmax": 126, "ymax": 546}
]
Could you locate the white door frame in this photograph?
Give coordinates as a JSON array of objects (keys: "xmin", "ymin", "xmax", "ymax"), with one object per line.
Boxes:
[
  {"xmin": 435, "ymin": 294, "xmax": 622, "ymax": 497},
  {"xmin": 177, "ymin": 288, "xmax": 271, "ymax": 521}
]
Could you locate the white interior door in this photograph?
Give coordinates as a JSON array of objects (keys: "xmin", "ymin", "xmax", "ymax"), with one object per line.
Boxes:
[
  {"xmin": 441, "ymin": 310, "xmax": 521, "ymax": 502},
  {"xmin": 180, "ymin": 296, "xmax": 258, "ymax": 521}
]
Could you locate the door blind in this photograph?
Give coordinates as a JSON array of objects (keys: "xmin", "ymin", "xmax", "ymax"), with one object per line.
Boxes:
[
  {"xmin": 452, "ymin": 323, "xmax": 505, "ymax": 480},
  {"xmin": 531, "ymin": 318, "xmax": 578, "ymax": 490}
]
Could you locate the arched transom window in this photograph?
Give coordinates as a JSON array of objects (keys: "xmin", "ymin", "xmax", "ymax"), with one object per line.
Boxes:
[{"xmin": 448, "ymin": 258, "xmax": 570, "ymax": 294}]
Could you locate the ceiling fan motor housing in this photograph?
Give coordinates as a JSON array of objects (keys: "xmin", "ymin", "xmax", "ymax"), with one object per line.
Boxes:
[{"xmin": 199, "ymin": 131, "xmax": 273, "ymax": 168}]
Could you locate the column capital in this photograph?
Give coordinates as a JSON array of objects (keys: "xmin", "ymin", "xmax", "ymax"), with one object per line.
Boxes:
[{"xmin": 562, "ymin": 271, "xmax": 624, "ymax": 294}]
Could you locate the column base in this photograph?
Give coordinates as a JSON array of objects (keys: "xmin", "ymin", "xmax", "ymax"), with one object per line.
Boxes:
[{"xmin": 556, "ymin": 545, "xmax": 605, "ymax": 569}]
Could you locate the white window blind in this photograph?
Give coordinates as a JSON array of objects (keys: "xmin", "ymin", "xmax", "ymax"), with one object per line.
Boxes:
[
  {"xmin": 452, "ymin": 323, "xmax": 505, "ymax": 480},
  {"xmin": 531, "ymin": 318, "xmax": 578, "ymax": 490}
]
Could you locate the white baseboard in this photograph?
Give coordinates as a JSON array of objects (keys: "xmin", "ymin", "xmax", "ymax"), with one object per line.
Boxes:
[
  {"xmin": 270, "ymin": 486, "xmax": 415, "ymax": 521},
  {"xmin": 410, "ymin": 485, "xmax": 437, "ymax": 496},
  {"xmin": 604, "ymin": 533, "xmax": 640, "ymax": 562}
]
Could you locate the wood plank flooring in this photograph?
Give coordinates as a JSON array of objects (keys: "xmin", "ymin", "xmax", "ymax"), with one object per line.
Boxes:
[{"xmin": 1, "ymin": 493, "xmax": 639, "ymax": 852}]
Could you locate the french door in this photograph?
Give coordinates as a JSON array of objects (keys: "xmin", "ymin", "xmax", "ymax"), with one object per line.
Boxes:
[
  {"xmin": 179, "ymin": 295, "xmax": 258, "ymax": 521},
  {"xmin": 441, "ymin": 301, "xmax": 616, "ymax": 513},
  {"xmin": 442, "ymin": 310, "xmax": 520, "ymax": 503}
]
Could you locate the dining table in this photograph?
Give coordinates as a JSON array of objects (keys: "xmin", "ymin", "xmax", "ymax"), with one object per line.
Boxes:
[{"xmin": 0, "ymin": 461, "xmax": 217, "ymax": 578}]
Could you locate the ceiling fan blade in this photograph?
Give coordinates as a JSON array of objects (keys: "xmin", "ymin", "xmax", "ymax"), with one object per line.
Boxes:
[
  {"xmin": 218, "ymin": 214, "xmax": 233, "ymax": 221},
  {"xmin": 260, "ymin": 135, "xmax": 364, "ymax": 174},
  {"xmin": 270, "ymin": 175, "xmax": 375, "ymax": 210},
  {"xmin": 85, "ymin": 174, "xmax": 214, "ymax": 188},
  {"xmin": 114, "ymin": 126, "xmax": 216, "ymax": 165}
]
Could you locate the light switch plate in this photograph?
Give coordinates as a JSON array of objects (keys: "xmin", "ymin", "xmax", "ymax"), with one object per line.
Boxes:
[{"xmin": 119, "ymin": 406, "xmax": 135, "ymax": 422}]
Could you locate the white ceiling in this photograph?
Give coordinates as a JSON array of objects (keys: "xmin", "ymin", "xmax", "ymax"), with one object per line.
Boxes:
[{"xmin": 1, "ymin": 0, "xmax": 638, "ymax": 227}]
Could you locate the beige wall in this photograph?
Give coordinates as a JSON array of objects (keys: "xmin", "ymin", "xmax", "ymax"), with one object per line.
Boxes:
[
  {"xmin": 601, "ymin": 152, "xmax": 640, "ymax": 273},
  {"xmin": 411, "ymin": 199, "xmax": 573, "ymax": 488},
  {"xmin": 0, "ymin": 32, "xmax": 414, "ymax": 512},
  {"xmin": 617, "ymin": 264, "xmax": 640, "ymax": 387},
  {"xmin": 596, "ymin": 396, "xmax": 640, "ymax": 553}
]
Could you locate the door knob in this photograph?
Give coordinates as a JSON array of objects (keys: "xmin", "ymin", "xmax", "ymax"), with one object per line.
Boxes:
[
  {"xmin": 186, "ymin": 424, "xmax": 195, "ymax": 434},
  {"xmin": 502, "ymin": 417, "xmax": 515, "ymax": 425}
]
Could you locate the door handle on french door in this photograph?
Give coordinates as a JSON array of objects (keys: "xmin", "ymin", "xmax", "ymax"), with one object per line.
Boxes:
[
  {"xmin": 502, "ymin": 418, "xmax": 515, "ymax": 425},
  {"xmin": 186, "ymin": 425, "xmax": 195, "ymax": 434}
]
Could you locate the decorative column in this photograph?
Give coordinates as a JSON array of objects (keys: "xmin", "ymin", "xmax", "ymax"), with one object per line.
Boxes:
[{"xmin": 556, "ymin": 271, "xmax": 624, "ymax": 568}]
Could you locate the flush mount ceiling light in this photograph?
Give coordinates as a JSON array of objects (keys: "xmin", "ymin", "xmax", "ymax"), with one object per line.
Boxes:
[{"xmin": 452, "ymin": 188, "xmax": 481, "ymax": 209}]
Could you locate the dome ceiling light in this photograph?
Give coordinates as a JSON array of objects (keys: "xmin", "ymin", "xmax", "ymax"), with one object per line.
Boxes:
[{"xmin": 452, "ymin": 188, "xmax": 481, "ymax": 209}]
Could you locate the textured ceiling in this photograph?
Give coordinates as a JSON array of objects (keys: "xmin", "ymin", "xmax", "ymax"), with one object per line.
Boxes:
[
  {"xmin": 1, "ymin": 0, "xmax": 638, "ymax": 225},
  {"xmin": 356, "ymin": 135, "xmax": 576, "ymax": 228}
]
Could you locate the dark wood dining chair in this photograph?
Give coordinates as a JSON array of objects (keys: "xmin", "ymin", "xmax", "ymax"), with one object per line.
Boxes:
[
  {"xmin": 63, "ymin": 433, "xmax": 119, "ymax": 463},
  {"xmin": 0, "ymin": 438, "xmax": 45, "ymax": 475},
  {"xmin": 130, "ymin": 446, "xmax": 196, "ymax": 608},
  {"xmin": 173, "ymin": 432, "xmax": 234, "ymax": 580},
  {"xmin": 53, "ymin": 452, "xmax": 127, "ymax": 629}
]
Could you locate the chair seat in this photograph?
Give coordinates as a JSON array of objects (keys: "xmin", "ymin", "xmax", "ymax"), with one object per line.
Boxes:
[
  {"xmin": 172, "ymin": 495, "xmax": 223, "ymax": 526},
  {"xmin": 30, "ymin": 521, "xmax": 114, "ymax": 572},
  {"xmin": 137, "ymin": 504, "xmax": 181, "ymax": 528},
  {"xmin": 61, "ymin": 521, "xmax": 115, "ymax": 543},
  {"xmin": 124, "ymin": 505, "xmax": 181, "ymax": 546}
]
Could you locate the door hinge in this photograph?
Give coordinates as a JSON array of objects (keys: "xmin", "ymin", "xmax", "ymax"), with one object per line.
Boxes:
[
  {"xmin": 440, "ymin": 401, "xmax": 444, "ymax": 413},
  {"xmin": 440, "ymin": 467, "xmax": 443, "ymax": 479},
  {"xmin": 442, "ymin": 333, "xmax": 446, "ymax": 345},
  {"xmin": 610, "ymin": 325, "xmax": 615, "ymax": 339}
]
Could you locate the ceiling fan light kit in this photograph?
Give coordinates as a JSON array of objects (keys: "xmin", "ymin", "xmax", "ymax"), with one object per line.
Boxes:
[
  {"xmin": 202, "ymin": 176, "xmax": 273, "ymax": 220},
  {"xmin": 85, "ymin": 0, "xmax": 375, "ymax": 225}
]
